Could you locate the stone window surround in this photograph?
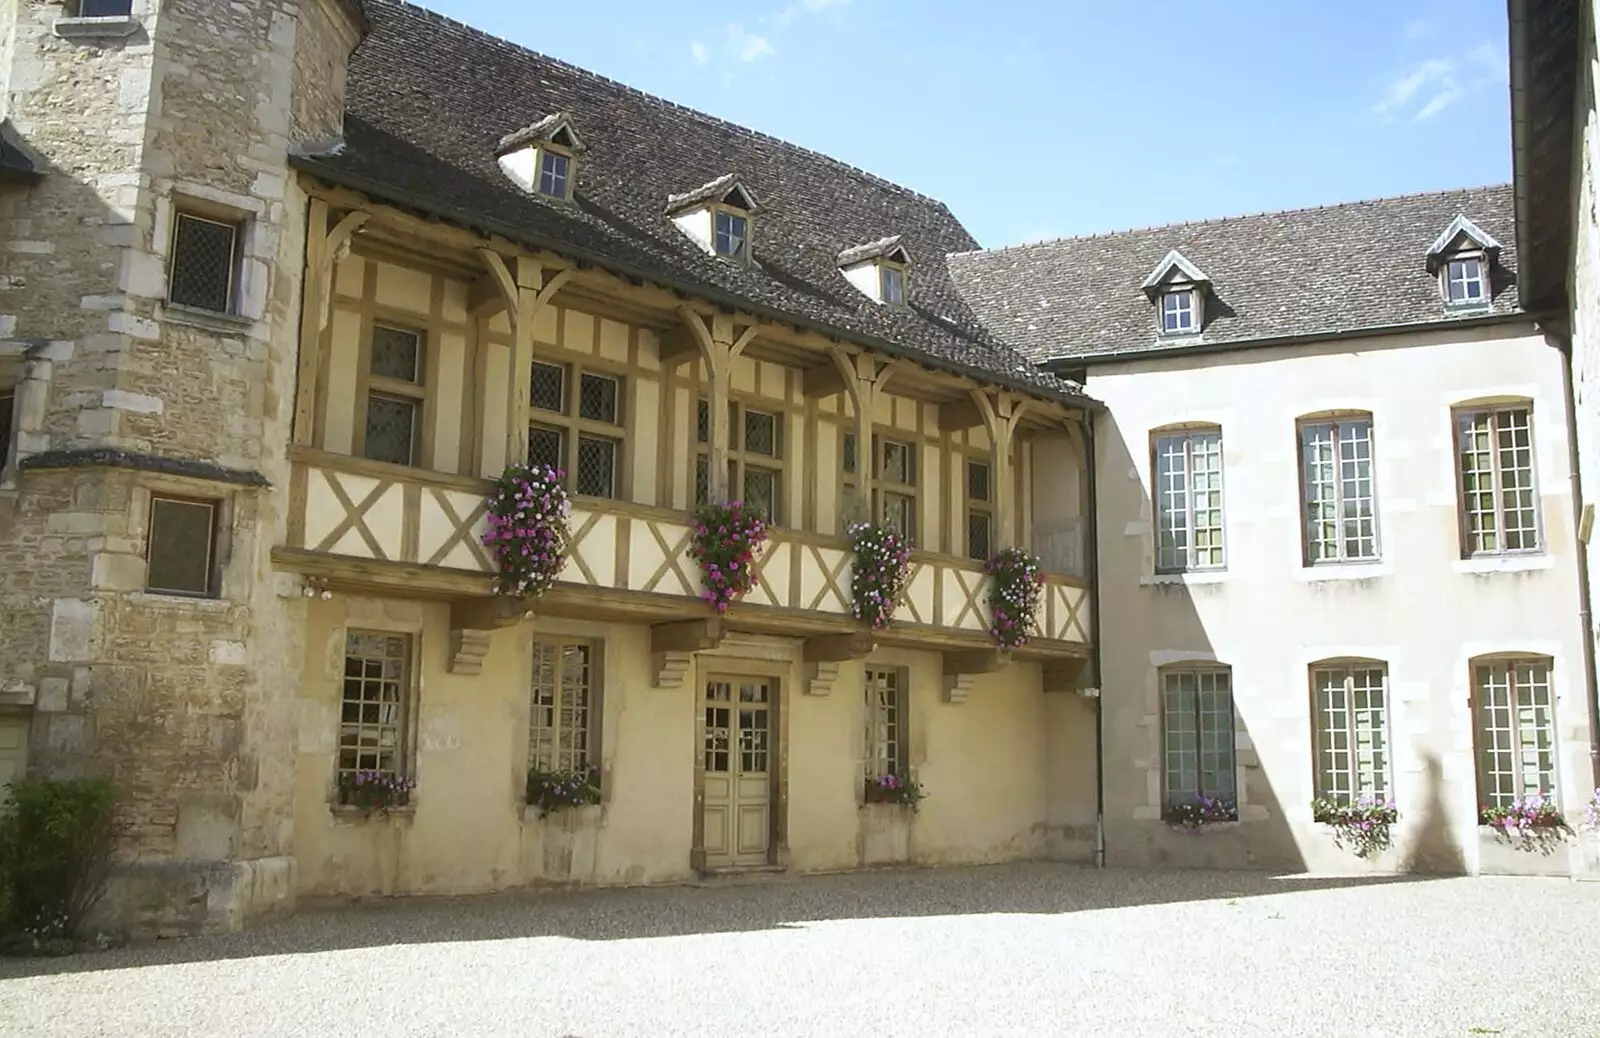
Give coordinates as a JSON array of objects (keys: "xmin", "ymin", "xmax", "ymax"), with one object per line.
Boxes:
[
  {"xmin": 53, "ymin": 0, "xmax": 143, "ymax": 41},
  {"xmin": 1295, "ymin": 410, "xmax": 1382, "ymax": 566},
  {"xmin": 328, "ymin": 602, "xmax": 425, "ymax": 816},
  {"xmin": 151, "ymin": 184, "xmax": 270, "ymax": 330},
  {"xmin": 121, "ymin": 478, "xmax": 239, "ymax": 602},
  {"xmin": 1469, "ymin": 652, "xmax": 1559, "ymax": 810},
  {"xmin": 527, "ymin": 635, "xmax": 604, "ymax": 776},
  {"xmin": 518, "ymin": 616, "xmax": 616, "ymax": 816},
  {"xmin": 863, "ymin": 665, "xmax": 908, "ymax": 781},
  {"xmin": 1448, "ymin": 395, "xmax": 1545, "ymax": 559},
  {"xmin": 1150, "ymin": 423, "xmax": 1227, "ymax": 574},
  {"xmin": 1132, "ymin": 650, "xmax": 1266, "ymax": 823}
]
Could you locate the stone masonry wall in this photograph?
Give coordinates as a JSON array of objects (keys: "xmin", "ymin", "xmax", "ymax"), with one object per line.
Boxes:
[{"xmin": 0, "ymin": 0, "xmax": 360, "ymax": 931}]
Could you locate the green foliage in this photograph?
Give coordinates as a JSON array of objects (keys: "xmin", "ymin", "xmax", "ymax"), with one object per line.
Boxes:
[
  {"xmin": 525, "ymin": 765, "xmax": 602, "ymax": 818},
  {"xmin": 0, "ymin": 777, "xmax": 122, "ymax": 942}
]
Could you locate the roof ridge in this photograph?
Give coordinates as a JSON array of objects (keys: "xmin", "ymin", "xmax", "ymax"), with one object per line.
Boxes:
[
  {"xmin": 380, "ymin": 1, "xmax": 950, "ymax": 209},
  {"xmin": 949, "ymin": 181, "xmax": 1514, "ymax": 258}
]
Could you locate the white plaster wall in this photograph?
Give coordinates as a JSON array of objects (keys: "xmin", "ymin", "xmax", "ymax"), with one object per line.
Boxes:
[{"xmin": 1088, "ymin": 323, "xmax": 1593, "ymax": 874}]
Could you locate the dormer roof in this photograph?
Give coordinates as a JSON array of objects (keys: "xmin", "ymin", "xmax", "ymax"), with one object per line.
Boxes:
[
  {"xmin": 838, "ymin": 236, "xmax": 910, "ymax": 267},
  {"xmin": 1425, "ymin": 214, "xmax": 1501, "ymax": 271},
  {"xmin": 665, "ymin": 174, "xmax": 761, "ymax": 216},
  {"xmin": 496, "ymin": 112, "xmax": 584, "ymax": 156},
  {"xmin": 1139, "ymin": 249, "xmax": 1210, "ymax": 296}
]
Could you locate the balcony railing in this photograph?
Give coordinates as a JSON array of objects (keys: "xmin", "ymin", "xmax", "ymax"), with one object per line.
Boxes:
[{"xmin": 280, "ymin": 449, "xmax": 1091, "ymax": 648}]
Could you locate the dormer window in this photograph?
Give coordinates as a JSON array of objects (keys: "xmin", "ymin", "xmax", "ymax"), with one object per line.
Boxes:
[
  {"xmin": 1426, "ymin": 214, "xmax": 1499, "ymax": 311},
  {"xmin": 839, "ymin": 236, "xmax": 911, "ymax": 306},
  {"xmin": 714, "ymin": 209, "xmax": 748, "ymax": 260},
  {"xmin": 667, "ymin": 175, "xmax": 761, "ymax": 265},
  {"xmin": 1141, "ymin": 249, "xmax": 1210, "ymax": 338},
  {"xmin": 495, "ymin": 114, "xmax": 583, "ymax": 202},
  {"xmin": 1160, "ymin": 289, "xmax": 1196, "ymax": 334}
]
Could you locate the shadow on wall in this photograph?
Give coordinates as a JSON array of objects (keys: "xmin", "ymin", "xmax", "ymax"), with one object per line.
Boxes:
[
  {"xmin": 0, "ymin": 861, "xmax": 1433, "ymax": 978},
  {"xmin": 1401, "ymin": 752, "xmax": 1466, "ymax": 874},
  {"xmin": 1096, "ymin": 416, "xmax": 1303, "ymax": 871}
]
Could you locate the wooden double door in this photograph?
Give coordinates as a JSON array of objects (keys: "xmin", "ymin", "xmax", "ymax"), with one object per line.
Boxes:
[{"xmin": 699, "ymin": 674, "xmax": 777, "ymax": 869}]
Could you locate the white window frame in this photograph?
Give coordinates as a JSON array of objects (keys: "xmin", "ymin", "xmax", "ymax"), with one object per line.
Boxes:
[
  {"xmin": 1454, "ymin": 404, "xmax": 1541, "ymax": 557},
  {"xmin": 1471, "ymin": 656, "xmax": 1557, "ymax": 810},
  {"xmin": 1298, "ymin": 414, "xmax": 1380, "ymax": 564},
  {"xmin": 1310, "ymin": 661, "xmax": 1391, "ymax": 801},
  {"xmin": 864, "ymin": 667, "xmax": 907, "ymax": 780},
  {"xmin": 528, "ymin": 638, "xmax": 600, "ymax": 774},
  {"xmin": 879, "ymin": 263, "xmax": 907, "ymax": 305},
  {"xmin": 1161, "ymin": 665, "xmax": 1236, "ymax": 813},
  {"xmin": 712, "ymin": 206, "xmax": 750, "ymax": 262},
  {"xmin": 536, "ymin": 148, "xmax": 572, "ymax": 200},
  {"xmin": 1152, "ymin": 427, "xmax": 1225, "ymax": 573},
  {"xmin": 1442, "ymin": 255, "xmax": 1487, "ymax": 307},
  {"xmin": 1159, "ymin": 288, "xmax": 1196, "ymax": 335}
]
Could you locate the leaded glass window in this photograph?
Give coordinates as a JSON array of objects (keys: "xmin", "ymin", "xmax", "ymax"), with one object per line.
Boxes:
[
  {"xmin": 168, "ymin": 213, "xmax": 239, "ymax": 313},
  {"xmin": 362, "ymin": 324, "xmax": 424, "ymax": 467},
  {"xmin": 528, "ymin": 361, "xmax": 622, "ymax": 498}
]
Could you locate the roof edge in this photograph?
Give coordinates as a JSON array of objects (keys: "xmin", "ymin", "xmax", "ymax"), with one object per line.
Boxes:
[
  {"xmin": 1040, "ymin": 311, "xmax": 1536, "ymax": 368},
  {"xmin": 289, "ymin": 156, "xmax": 1098, "ymax": 410}
]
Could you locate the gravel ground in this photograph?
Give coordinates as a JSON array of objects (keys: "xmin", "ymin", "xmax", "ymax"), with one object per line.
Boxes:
[{"xmin": 1, "ymin": 863, "xmax": 1597, "ymax": 1038}]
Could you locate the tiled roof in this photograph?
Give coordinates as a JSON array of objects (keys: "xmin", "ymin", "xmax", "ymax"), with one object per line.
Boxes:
[
  {"xmin": 947, "ymin": 184, "xmax": 1523, "ymax": 364},
  {"xmin": 293, "ymin": 0, "xmax": 1083, "ymax": 403}
]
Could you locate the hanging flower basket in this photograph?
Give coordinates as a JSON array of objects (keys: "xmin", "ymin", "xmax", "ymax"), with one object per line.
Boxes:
[
  {"xmin": 482, "ymin": 462, "xmax": 572, "ymax": 599},
  {"xmin": 1312, "ymin": 793, "xmax": 1398, "ymax": 858},
  {"xmin": 688, "ymin": 501, "xmax": 769, "ymax": 612},
  {"xmin": 984, "ymin": 547, "xmax": 1044, "ymax": 649},
  {"xmin": 846, "ymin": 521, "xmax": 912, "ymax": 629}
]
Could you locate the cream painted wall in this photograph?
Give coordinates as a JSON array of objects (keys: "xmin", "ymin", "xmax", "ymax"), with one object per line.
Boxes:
[
  {"xmin": 1088, "ymin": 324, "xmax": 1595, "ymax": 874},
  {"xmin": 292, "ymin": 601, "xmax": 1095, "ymax": 897}
]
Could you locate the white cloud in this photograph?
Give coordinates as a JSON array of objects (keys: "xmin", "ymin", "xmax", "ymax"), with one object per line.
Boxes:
[
  {"xmin": 1373, "ymin": 58, "xmax": 1454, "ymax": 116},
  {"xmin": 1373, "ymin": 41, "xmax": 1506, "ymax": 123},
  {"xmin": 1413, "ymin": 85, "xmax": 1463, "ymax": 121},
  {"xmin": 690, "ymin": 40, "xmax": 710, "ymax": 66},
  {"xmin": 776, "ymin": 0, "xmax": 856, "ymax": 28},
  {"xmin": 726, "ymin": 22, "xmax": 774, "ymax": 62}
]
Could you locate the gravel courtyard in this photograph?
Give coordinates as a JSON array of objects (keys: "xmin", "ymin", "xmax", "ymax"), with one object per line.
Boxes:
[{"xmin": 1, "ymin": 863, "xmax": 1596, "ymax": 1037}]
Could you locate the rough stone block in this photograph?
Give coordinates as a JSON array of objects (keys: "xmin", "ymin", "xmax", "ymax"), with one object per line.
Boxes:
[
  {"xmin": 89, "ymin": 856, "xmax": 297, "ymax": 939},
  {"xmin": 175, "ymin": 793, "xmax": 240, "ymax": 860},
  {"xmin": 48, "ymin": 598, "xmax": 98, "ymax": 662},
  {"xmin": 36, "ymin": 676, "xmax": 69, "ymax": 712}
]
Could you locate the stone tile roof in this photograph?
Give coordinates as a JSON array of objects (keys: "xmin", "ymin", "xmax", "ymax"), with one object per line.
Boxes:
[
  {"xmin": 293, "ymin": 0, "xmax": 1084, "ymax": 403},
  {"xmin": 947, "ymin": 184, "xmax": 1523, "ymax": 364}
]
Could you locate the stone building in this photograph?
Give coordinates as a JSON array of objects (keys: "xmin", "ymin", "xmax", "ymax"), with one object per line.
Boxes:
[{"xmin": 0, "ymin": 0, "xmax": 1592, "ymax": 937}]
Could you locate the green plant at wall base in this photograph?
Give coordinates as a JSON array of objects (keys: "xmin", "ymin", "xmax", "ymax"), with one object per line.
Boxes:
[
  {"xmin": 688, "ymin": 501, "xmax": 769, "ymax": 613},
  {"xmin": 984, "ymin": 547, "xmax": 1044, "ymax": 649},
  {"xmin": 482, "ymin": 462, "xmax": 572, "ymax": 599},
  {"xmin": 0, "ymin": 777, "xmax": 122, "ymax": 944},
  {"xmin": 337, "ymin": 771, "xmax": 415, "ymax": 811},
  {"xmin": 864, "ymin": 773, "xmax": 924, "ymax": 810},
  {"xmin": 525, "ymin": 765, "xmax": 602, "ymax": 818},
  {"xmin": 1312, "ymin": 793, "xmax": 1398, "ymax": 859},
  {"xmin": 846, "ymin": 521, "xmax": 912, "ymax": 629}
]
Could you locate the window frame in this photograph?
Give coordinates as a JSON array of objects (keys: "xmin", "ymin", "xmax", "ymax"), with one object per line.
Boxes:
[
  {"xmin": 336, "ymin": 629, "xmax": 418, "ymax": 799},
  {"xmin": 878, "ymin": 261, "xmax": 908, "ymax": 306},
  {"xmin": 1309, "ymin": 660, "xmax": 1391, "ymax": 802},
  {"xmin": 694, "ymin": 397, "xmax": 787, "ymax": 523},
  {"xmin": 1158, "ymin": 288, "xmax": 1197, "ymax": 336},
  {"xmin": 1159, "ymin": 664, "xmax": 1238, "ymax": 816},
  {"xmin": 1452, "ymin": 403, "xmax": 1542, "ymax": 558},
  {"xmin": 965, "ymin": 456, "xmax": 993, "ymax": 561},
  {"xmin": 144, "ymin": 493, "xmax": 221, "ymax": 598},
  {"xmin": 711, "ymin": 204, "xmax": 752, "ymax": 263},
  {"xmin": 1441, "ymin": 254, "xmax": 1488, "ymax": 307},
  {"xmin": 357, "ymin": 322, "xmax": 428, "ymax": 468},
  {"xmin": 528, "ymin": 357, "xmax": 626, "ymax": 500},
  {"xmin": 528, "ymin": 637, "xmax": 603, "ymax": 777},
  {"xmin": 535, "ymin": 145, "xmax": 574, "ymax": 200},
  {"xmin": 1151, "ymin": 425, "xmax": 1226, "ymax": 573},
  {"xmin": 1296, "ymin": 413, "xmax": 1380, "ymax": 565},
  {"xmin": 864, "ymin": 666, "xmax": 909, "ymax": 782},
  {"xmin": 1470, "ymin": 655, "xmax": 1558, "ymax": 811},
  {"xmin": 874, "ymin": 435, "xmax": 919, "ymax": 547},
  {"xmin": 167, "ymin": 210, "xmax": 243, "ymax": 315},
  {"xmin": 0, "ymin": 386, "xmax": 15, "ymax": 482}
]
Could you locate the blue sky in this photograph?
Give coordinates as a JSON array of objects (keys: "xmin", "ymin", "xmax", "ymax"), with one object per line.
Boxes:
[{"xmin": 422, "ymin": 0, "xmax": 1511, "ymax": 248}]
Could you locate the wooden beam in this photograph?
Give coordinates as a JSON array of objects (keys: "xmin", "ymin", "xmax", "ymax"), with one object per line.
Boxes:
[
  {"xmin": 450, "ymin": 596, "xmax": 532, "ymax": 632},
  {"xmin": 468, "ymin": 273, "xmax": 508, "ymax": 318},
  {"xmin": 804, "ymin": 632, "xmax": 876, "ymax": 662},
  {"xmin": 475, "ymin": 248, "xmax": 520, "ymax": 327},
  {"xmin": 651, "ymin": 616, "xmax": 726, "ymax": 654},
  {"xmin": 802, "ymin": 362, "xmax": 849, "ymax": 399},
  {"xmin": 657, "ymin": 325, "xmax": 701, "ymax": 366},
  {"xmin": 939, "ymin": 397, "xmax": 986, "ymax": 431}
]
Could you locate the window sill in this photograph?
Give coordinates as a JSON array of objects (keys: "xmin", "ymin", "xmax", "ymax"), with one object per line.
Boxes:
[
  {"xmin": 1453, "ymin": 553, "xmax": 1552, "ymax": 575},
  {"xmin": 330, "ymin": 803, "xmax": 415, "ymax": 824},
  {"xmin": 1140, "ymin": 570, "xmax": 1228, "ymax": 587},
  {"xmin": 53, "ymin": 16, "xmax": 139, "ymax": 40},
  {"xmin": 520, "ymin": 802, "xmax": 606, "ymax": 828},
  {"xmin": 158, "ymin": 302, "xmax": 258, "ymax": 335},
  {"xmin": 1293, "ymin": 561, "xmax": 1391, "ymax": 583},
  {"xmin": 125, "ymin": 590, "xmax": 230, "ymax": 611}
]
